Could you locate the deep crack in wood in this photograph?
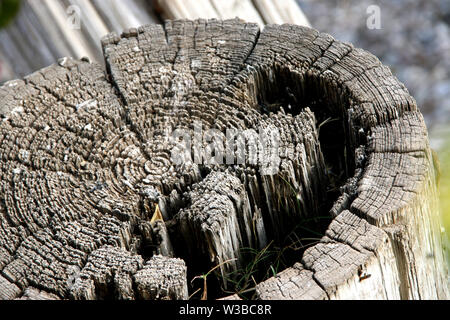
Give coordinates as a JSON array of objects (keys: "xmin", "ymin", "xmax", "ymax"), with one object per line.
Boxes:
[{"xmin": 0, "ymin": 19, "xmax": 448, "ymax": 300}]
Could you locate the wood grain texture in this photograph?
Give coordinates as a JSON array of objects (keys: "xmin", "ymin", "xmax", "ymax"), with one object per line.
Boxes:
[
  {"xmin": 0, "ymin": 19, "xmax": 448, "ymax": 300},
  {"xmin": 0, "ymin": 0, "xmax": 158, "ymax": 81}
]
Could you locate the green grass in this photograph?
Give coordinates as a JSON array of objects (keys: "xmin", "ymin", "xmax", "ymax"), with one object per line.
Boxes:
[
  {"xmin": 0, "ymin": 0, "xmax": 21, "ymax": 29},
  {"xmin": 437, "ymin": 145, "xmax": 450, "ymax": 247},
  {"xmin": 188, "ymin": 207, "xmax": 329, "ymax": 299},
  {"xmin": 210, "ymin": 209, "xmax": 329, "ymax": 299},
  {"xmin": 189, "ymin": 171, "xmax": 332, "ymax": 299}
]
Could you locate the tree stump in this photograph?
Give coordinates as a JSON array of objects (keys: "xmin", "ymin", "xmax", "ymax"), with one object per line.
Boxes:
[{"xmin": 0, "ymin": 18, "xmax": 448, "ymax": 300}]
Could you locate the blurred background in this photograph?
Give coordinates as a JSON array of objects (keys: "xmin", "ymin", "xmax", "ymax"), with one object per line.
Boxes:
[{"xmin": 0, "ymin": 0, "xmax": 449, "ymax": 258}]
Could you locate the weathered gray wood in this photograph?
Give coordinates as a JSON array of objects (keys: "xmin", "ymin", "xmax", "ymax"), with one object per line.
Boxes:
[
  {"xmin": 210, "ymin": 0, "xmax": 264, "ymax": 27},
  {"xmin": 0, "ymin": 0, "xmax": 311, "ymax": 83},
  {"xmin": 157, "ymin": 0, "xmax": 265, "ymax": 27},
  {"xmin": 0, "ymin": 0, "xmax": 158, "ymax": 82},
  {"xmin": 15, "ymin": 287, "xmax": 61, "ymax": 300},
  {"xmin": 156, "ymin": 0, "xmax": 219, "ymax": 21},
  {"xmin": 251, "ymin": 0, "xmax": 310, "ymax": 26},
  {"xmin": 134, "ymin": 255, "xmax": 188, "ymax": 300},
  {"xmin": 0, "ymin": 19, "xmax": 448, "ymax": 300}
]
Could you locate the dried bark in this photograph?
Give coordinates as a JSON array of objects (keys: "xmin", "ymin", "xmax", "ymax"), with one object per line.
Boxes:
[{"xmin": 0, "ymin": 19, "xmax": 448, "ymax": 300}]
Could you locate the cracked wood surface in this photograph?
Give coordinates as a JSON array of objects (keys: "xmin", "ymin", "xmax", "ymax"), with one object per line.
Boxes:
[{"xmin": 0, "ymin": 19, "xmax": 448, "ymax": 300}]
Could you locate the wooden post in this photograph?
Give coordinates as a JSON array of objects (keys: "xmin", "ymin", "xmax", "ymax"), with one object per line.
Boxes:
[{"xmin": 0, "ymin": 19, "xmax": 448, "ymax": 300}]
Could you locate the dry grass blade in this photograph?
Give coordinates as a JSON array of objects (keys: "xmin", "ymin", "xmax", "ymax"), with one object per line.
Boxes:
[{"xmin": 190, "ymin": 258, "xmax": 237, "ymax": 300}]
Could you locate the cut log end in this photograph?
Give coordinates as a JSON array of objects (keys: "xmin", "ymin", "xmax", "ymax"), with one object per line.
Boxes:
[{"xmin": 0, "ymin": 19, "xmax": 448, "ymax": 300}]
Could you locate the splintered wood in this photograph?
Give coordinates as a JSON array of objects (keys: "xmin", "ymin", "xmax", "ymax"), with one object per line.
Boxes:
[{"xmin": 0, "ymin": 19, "xmax": 448, "ymax": 300}]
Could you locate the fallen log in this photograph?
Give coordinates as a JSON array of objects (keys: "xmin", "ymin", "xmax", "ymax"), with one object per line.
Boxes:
[{"xmin": 0, "ymin": 18, "xmax": 448, "ymax": 300}]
